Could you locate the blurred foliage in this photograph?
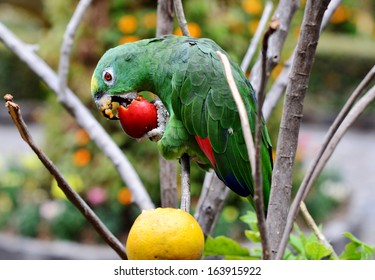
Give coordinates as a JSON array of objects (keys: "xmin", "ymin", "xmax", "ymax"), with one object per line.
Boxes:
[
  {"xmin": 0, "ymin": 0, "xmax": 374, "ymax": 246},
  {"xmin": 204, "ymin": 212, "xmax": 375, "ymax": 259}
]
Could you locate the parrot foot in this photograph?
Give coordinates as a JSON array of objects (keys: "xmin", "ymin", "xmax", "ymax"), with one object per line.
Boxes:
[{"xmin": 143, "ymin": 100, "xmax": 169, "ymax": 141}]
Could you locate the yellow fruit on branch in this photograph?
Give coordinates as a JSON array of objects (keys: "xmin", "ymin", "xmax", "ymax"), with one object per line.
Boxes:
[{"xmin": 126, "ymin": 208, "xmax": 205, "ymax": 260}]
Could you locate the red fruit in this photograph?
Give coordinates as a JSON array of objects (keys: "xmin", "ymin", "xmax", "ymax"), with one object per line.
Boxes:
[{"xmin": 118, "ymin": 96, "xmax": 158, "ymax": 138}]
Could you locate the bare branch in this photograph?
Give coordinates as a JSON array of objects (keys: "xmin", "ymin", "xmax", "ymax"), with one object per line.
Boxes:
[
  {"xmin": 156, "ymin": 0, "xmax": 178, "ymax": 208},
  {"xmin": 165, "ymin": 0, "xmax": 192, "ymax": 211},
  {"xmin": 300, "ymin": 66, "xmax": 375, "ymax": 202},
  {"xmin": 263, "ymin": 0, "xmax": 343, "ymax": 121},
  {"xmin": 4, "ymin": 94, "xmax": 127, "ymax": 260},
  {"xmin": 58, "ymin": 0, "xmax": 92, "ymax": 99},
  {"xmin": 241, "ymin": 1, "xmax": 273, "ymax": 73},
  {"xmin": 321, "ymin": 0, "xmax": 343, "ymax": 32},
  {"xmin": 249, "ymin": 0, "xmax": 300, "ymax": 93},
  {"xmin": 277, "ymin": 67, "xmax": 375, "ymax": 258},
  {"xmin": 194, "ymin": 171, "xmax": 229, "ymax": 236},
  {"xmin": 216, "ymin": 51, "xmax": 256, "ymax": 176},
  {"xmin": 156, "ymin": 0, "xmax": 174, "ymax": 37},
  {"xmin": 251, "ymin": 19, "xmax": 279, "ymax": 260},
  {"xmin": 266, "ymin": 0, "xmax": 331, "ymax": 260},
  {"xmin": 0, "ymin": 22, "xmax": 154, "ymax": 211},
  {"xmin": 262, "ymin": 55, "xmax": 293, "ymax": 121},
  {"xmin": 173, "ymin": 0, "xmax": 190, "ymax": 36},
  {"xmin": 159, "ymin": 157, "xmax": 178, "ymax": 208}
]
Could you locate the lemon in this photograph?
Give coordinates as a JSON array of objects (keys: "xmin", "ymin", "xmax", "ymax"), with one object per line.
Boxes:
[{"xmin": 126, "ymin": 207, "xmax": 205, "ymax": 260}]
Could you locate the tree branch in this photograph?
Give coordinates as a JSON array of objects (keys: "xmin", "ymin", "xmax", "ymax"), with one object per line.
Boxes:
[
  {"xmin": 159, "ymin": 157, "xmax": 178, "ymax": 208},
  {"xmin": 262, "ymin": 0, "xmax": 343, "ymax": 121},
  {"xmin": 173, "ymin": 0, "xmax": 190, "ymax": 36},
  {"xmin": 266, "ymin": 0, "xmax": 331, "ymax": 260},
  {"xmin": 156, "ymin": 0, "xmax": 174, "ymax": 37},
  {"xmin": 0, "ymin": 22, "xmax": 154, "ymax": 211},
  {"xmin": 277, "ymin": 67, "xmax": 375, "ymax": 259},
  {"xmin": 194, "ymin": 171, "xmax": 229, "ymax": 236},
  {"xmin": 216, "ymin": 51, "xmax": 256, "ymax": 176},
  {"xmin": 169, "ymin": 0, "xmax": 192, "ymax": 212},
  {"xmin": 58, "ymin": 0, "xmax": 92, "ymax": 99},
  {"xmin": 156, "ymin": 0, "xmax": 178, "ymax": 208},
  {"xmin": 249, "ymin": 0, "xmax": 300, "ymax": 93},
  {"xmin": 252, "ymin": 19, "xmax": 279, "ymax": 260},
  {"xmin": 4, "ymin": 94, "xmax": 127, "ymax": 260},
  {"xmin": 241, "ymin": 1, "xmax": 273, "ymax": 73}
]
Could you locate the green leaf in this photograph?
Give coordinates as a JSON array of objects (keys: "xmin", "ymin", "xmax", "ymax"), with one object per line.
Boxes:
[
  {"xmin": 288, "ymin": 232, "xmax": 305, "ymax": 256},
  {"xmin": 204, "ymin": 235, "xmax": 252, "ymax": 259},
  {"xmin": 240, "ymin": 211, "xmax": 259, "ymax": 232},
  {"xmin": 305, "ymin": 241, "xmax": 332, "ymax": 260},
  {"xmin": 339, "ymin": 232, "xmax": 375, "ymax": 260},
  {"xmin": 244, "ymin": 230, "xmax": 261, "ymax": 243}
]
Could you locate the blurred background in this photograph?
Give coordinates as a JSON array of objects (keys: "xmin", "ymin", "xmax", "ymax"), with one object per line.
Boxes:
[{"xmin": 0, "ymin": 0, "xmax": 374, "ymax": 259}]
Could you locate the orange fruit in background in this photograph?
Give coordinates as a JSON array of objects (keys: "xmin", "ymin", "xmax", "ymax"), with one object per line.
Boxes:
[{"xmin": 126, "ymin": 208, "xmax": 205, "ymax": 260}]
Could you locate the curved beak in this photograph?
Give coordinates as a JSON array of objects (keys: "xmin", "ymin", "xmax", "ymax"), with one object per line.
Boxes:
[{"xmin": 93, "ymin": 91, "xmax": 138, "ymax": 120}]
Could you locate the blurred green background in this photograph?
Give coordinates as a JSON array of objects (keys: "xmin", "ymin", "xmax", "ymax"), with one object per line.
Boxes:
[{"xmin": 0, "ymin": 0, "xmax": 374, "ymax": 245}]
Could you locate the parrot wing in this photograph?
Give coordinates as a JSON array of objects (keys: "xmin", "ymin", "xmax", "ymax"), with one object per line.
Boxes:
[{"xmin": 171, "ymin": 37, "xmax": 272, "ymax": 202}]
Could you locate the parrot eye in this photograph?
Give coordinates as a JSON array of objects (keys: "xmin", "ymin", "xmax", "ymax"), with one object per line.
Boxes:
[
  {"xmin": 102, "ymin": 67, "xmax": 115, "ymax": 86},
  {"xmin": 104, "ymin": 72, "xmax": 112, "ymax": 81}
]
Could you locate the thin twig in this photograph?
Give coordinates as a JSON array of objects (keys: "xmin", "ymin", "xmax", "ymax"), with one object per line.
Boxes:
[
  {"xmin": 249, "ymin": 0, "xmax": 300, "ymax": 93},
  {"xmin": 171, "ymin": 0, "xmax": 191, "ymax": 211},
  {"xmin": 173, "ymin": 0, "xmax": 190, "ymax": 36},
  {"xmin": 0, "ymin": 22, "xmax": 154, "ymax": 211},
  {"xmin": 262, "ymin": 55, "xmax": 293, "ymax": 121},
  {"xmin": 277, "ymin": 68, "xmax": 375, "ymax": 258},
  {"xmin": 58, "ymin": 0, "xmax": 92, "ymax": 99},
  {"xmin": 299, "ymin": 201, "xmax": 338, "ymax": 259},
  {"xmin": 321, "ymin": 0, "xmax": 343, "ymax": 32},
  {"xmin": 258, "ymin": 19, "xmax": 280, "ymax": 102},
  {"xmin": 217, "ymin": 51, "xmax": 273, "ymax": 259},
  {"xmin": 252, "ymin": 19, "xmax": 279, "ymax": 260},
  {"xmin": 216, "ymin": 51, "xmax": 256, "ymax": 176},
  {"xmin": 241, "ymin": 1, "xmax": 273, "ymax": 73},
  {"xmin": 301, "ymin": 66, "xmax": 375, "ymax": 202},
  {"xmin": 4, "ymin": 94, "xmax": 127, "ymax": 260}
]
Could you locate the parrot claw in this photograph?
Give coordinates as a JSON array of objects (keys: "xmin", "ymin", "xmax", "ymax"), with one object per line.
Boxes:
[{"xmin": 142, "ymin": 100, "xmax": 168, "ymax": 141}]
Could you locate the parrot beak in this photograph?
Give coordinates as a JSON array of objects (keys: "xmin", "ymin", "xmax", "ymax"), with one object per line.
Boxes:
[{"xmin": 94, "ymin": 91, "xmax": 138, "ymax": 120}]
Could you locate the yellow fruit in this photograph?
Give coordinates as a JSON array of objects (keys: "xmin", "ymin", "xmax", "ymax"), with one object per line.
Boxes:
[{"xmin": 126, "ymin": 207, "xmax": 205, "ymax": 260}]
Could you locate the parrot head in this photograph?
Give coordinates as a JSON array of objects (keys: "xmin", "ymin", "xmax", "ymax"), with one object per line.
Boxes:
[
  {"xmin": 91, "ymin": 43, "xmax": 168, "ymax": 140},
  {"xmin": 91, "ymin": 45, "xmax": 140, "ymax": 120}
]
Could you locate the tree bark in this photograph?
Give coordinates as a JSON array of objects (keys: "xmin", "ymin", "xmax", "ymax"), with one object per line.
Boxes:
[
  {"xmin": 156, "ymin": 0, "xmax": 178, "ymax": 208},
  {"xmin": 194, "ymin": 171, "xmax": 229, "ymax": 236}
]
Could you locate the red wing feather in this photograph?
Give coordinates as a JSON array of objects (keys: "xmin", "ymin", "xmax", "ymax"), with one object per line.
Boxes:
[{"xmin": 195, "ymin": 136, "xmax": 216, "ymax": 167}]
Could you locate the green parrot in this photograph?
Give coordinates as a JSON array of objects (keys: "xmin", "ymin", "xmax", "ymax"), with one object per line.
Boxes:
[{"xmin": 91, "ymin": 35, "xmax": 273, "ymax": 211}]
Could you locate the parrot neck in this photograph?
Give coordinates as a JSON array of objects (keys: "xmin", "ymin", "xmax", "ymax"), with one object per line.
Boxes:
[{"xmin": 146, "ymin": 42, "xmax": 176, "ymax": 114}]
